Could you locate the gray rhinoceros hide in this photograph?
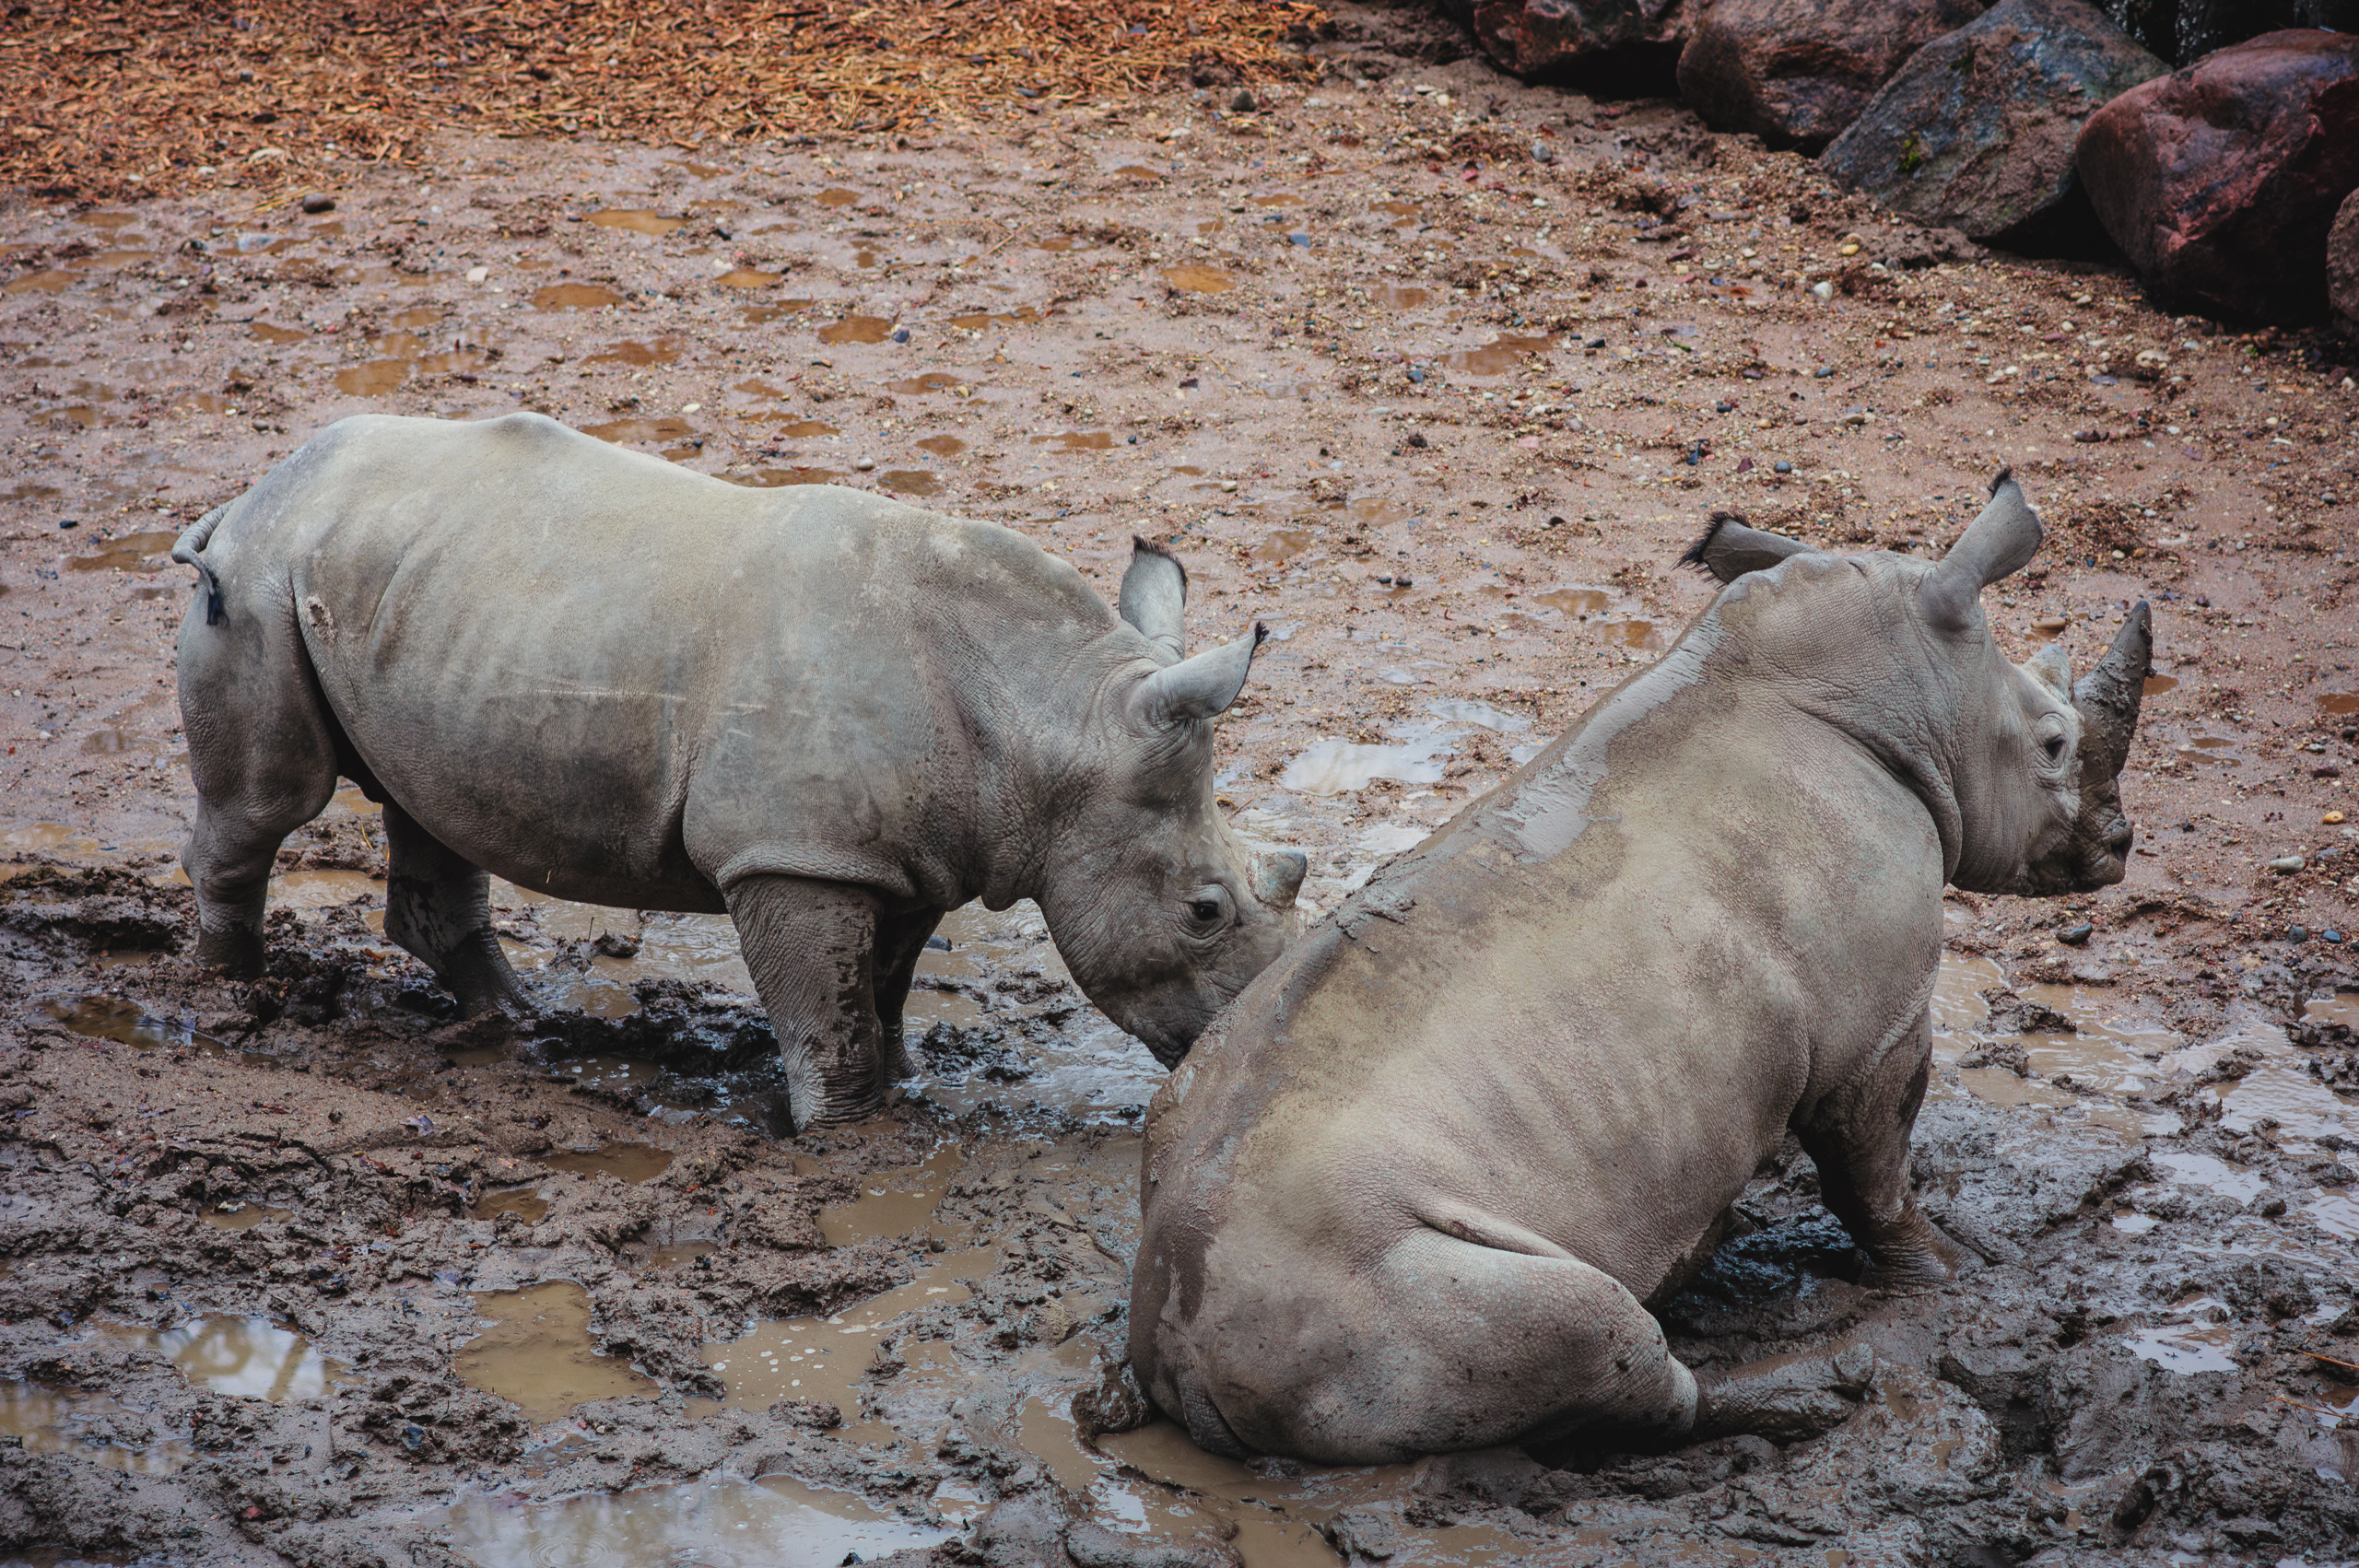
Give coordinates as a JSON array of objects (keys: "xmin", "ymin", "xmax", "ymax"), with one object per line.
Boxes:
[
  {"xmin": 171, "ymin": 413, "xmax": 1305, "ymax": 1129},
  {"xmin": 1128, "ymin": 473, "xmax": 2152, "ymax": 1464}
]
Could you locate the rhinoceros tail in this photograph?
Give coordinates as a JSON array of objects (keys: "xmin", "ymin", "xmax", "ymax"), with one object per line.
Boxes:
[{"xmin": 171, "ymin": 506, "xmax": 230, "ymax": 626}]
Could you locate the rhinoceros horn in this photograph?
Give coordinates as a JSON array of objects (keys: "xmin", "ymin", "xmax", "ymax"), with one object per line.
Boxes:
[
  {"xmin": 1922, "ymin": 470, "xmax": 2042, "ymax": 632},
  {"xmin": 2039, "ymin": 602, "xmax": 2152, "ymax": 891}
]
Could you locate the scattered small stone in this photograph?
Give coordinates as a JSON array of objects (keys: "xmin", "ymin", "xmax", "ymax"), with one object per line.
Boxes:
[
  {"xmin": 1811, "ymin": 281, "xmax": 1836, "ymax": 301},
  {"xmin": 1773, "ymin": 460, "xmax": 1792, "ymax": 474},
  {"xmin": 56, "ymin": 519, "xmax": 76, "ymax": 530},
  {"xmin": 1394, "ymin": 575, "xmax": 1414, "ymax": 588},
  {"xmin": 1407, "ymin": 366, "xmax": 1426, "ymax": 383},
  {"xmin": 299, "ymin": 192, "xmax": 335, "ymax": 215},
  {"xmin": 890, "ymin": 328, "xmax": 910, "ymax": 344},
  {"xmin": 854, "ymin": 457, "xmax": 875, "ymax": 471},
  {"xmin": 592, "ymin": 930, "xmax": 641, "ymax": 958},
  {"xmin": 1531, "ymin": 140, "xmax": 1556, "ymax": 164},
  {"xmin": 1813, "ymin": 365, "xmax": 1837, "ymax": 378},
  {"xmin": 2057, "ymin": 922, "xmax": 2093, "ymax": 945},
  {"xmin": 1288, "ymin": 231, "xmax": 1311, "ymax": 248},
  {"xmin": 2266, "ymin": 854, "xmax": 2306, "ymax": 873},
  {"xmin": 2290, "ymin": 924, "xmax": 2312, "ymax": 942},
  {"xmin": 1405, "ymin": 431, "xmax": 1429, "ymax": 448},
  {"xmin": 2324, "ymin": 929, "xmax": 2346, "ymax": 943},
  {"xmin": 1219, "ymin": 479, "xmax": 1238, "ymax": 492},
  {"xmin": 1230, "ymin": 88, "xmax": 1258, "ymax": 113}
]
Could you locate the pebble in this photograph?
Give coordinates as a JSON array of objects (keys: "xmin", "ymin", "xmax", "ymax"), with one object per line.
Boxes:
[
  {"xmin": 1230, "ymin": 88, "xmax": 1258, "ymax": 113},
  {"xmin": 299, "ymin": 193, "xmax": 335, "ymax": 215},
  {"xmin": 2325, "ymin": 930, "xmax": 2346, "ymax": 943},
  {"xmin": 1772, "ymin": 460, "xmax": 1792, "ymax": 474},
  {"xmin": 1288, "ymin": 232, "xmax": 1311, "ymax": 248},
  {"xmin": 854, "ymin": 457, "xmax": 875, "ymax": 472},
  {"xmin": 1812, "ymin": 366, "xmax": 1837, "ymax": 378},
  {"xmin": 2290, "ymin": 924, "xmax": 2312, "ymax": 942},
  {"xmin": 1407, "ymin": 367, "xmax": 1426, "ymax": 383},
  {"xmin": 1531, "ymin": 140, "xmax": 1555, "ymax": 165},
  {"xmin": 1810, "ymin": 281, "xmax": 1836, "ymax": 302},
  {"xmin": 2266, "ymin": 855, "xmax": 2306, "ymax": 873},
  {"xmin": 2058, "ymin": 922, "xmax": 2093, "ymax": 946},
  {"xmin": 1405, "ymin": 431, "xmax": 1428, "ymax": 449},
  {"xmin": 56, "ymin": 519, "xmax": 76, "ymax": 530},
  {"xmin": 890, "ymin": 328, "xmax": 910, "ymax": 344}
]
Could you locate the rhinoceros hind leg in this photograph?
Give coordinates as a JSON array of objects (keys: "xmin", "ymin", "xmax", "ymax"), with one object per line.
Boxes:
[
  {"xmin": 724, "ymin": 873, "xmax": 887, "ymax": 1131},
  {"xmin": 869, "ymin": 907, "xmax": 944, "ymax": 1082},
  {"xmin": 381, "ymin": 802, "xmax": 526, "ymax": 1017},
  {"xmin": 1797, "ymin": 1016, "xmax": 1966, "ymax": 1290}
]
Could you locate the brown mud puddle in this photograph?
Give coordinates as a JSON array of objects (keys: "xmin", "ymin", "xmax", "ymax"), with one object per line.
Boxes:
[
  {"xmin": 818, "ymin": 315, "xmax": 894, "ymax": 345},
  {"xmin": 66, "ymin": 532, "xmax": 176, "ymax": 573},
  {"xmin": 532, "ymin": 283, "xmax": 626, "ymax": 311},
  {"xmin": 428, "ymin": 1472, "xmax": 949, "ymax": 1567},
  {"xmin": 586, "ymin": 210, "xmax": 685, "ymax": 237},
  {"xmin": 540, "ymin": 1141, "xmax": 673, "ymax": 1183},
  {"xmin": 456, "ymin": 1282, "xmax": 659, "ymax": 1424}
]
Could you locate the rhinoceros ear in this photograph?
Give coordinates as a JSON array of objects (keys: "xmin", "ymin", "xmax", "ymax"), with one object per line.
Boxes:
[
  {"xmin": 1923, "ymin": 469, "xmax": 2042, "ymax": 633},
  {"xmin": 1679, "ymin": 510, "xmax": 1815, "ymax": 583},
  {"xmin": 1137, "ymin": 624, "xmax": 1266, "ymax": 728},
  {"xmin": 1119, "ymin": 537, "xmax": 1188, "ymax": 665},
  {"xmin": 2025, "ymin": 643, "xmax": 2072, "ymax": 700}
]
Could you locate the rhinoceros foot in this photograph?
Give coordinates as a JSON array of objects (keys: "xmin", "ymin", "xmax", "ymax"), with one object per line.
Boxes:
[
  {"xmin": 193, "ymin": 922, "xmax": 266, "ymax": 978},
  {"xmin": 1692, "ymin": 1341, "xmax": 1875, "ymax": 1444}
]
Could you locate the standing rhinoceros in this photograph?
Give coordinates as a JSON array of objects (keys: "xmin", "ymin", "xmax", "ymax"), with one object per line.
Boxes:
[
  {"xmin": 172, "ymin": 413, "xmax": 1305, "ymax": 1129},
  {"xmin": 1129, "ymin": 473, "xmax": 2152, "ymax": 1461}
]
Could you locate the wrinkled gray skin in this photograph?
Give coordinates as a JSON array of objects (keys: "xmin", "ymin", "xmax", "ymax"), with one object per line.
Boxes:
[
  {"xmin": 172, "ymin": 413, "xmax": 1305, "ymax": 1128},
  {"xmin": 1130, "ymin": 474, "xmax": 2153, "ymax": 1463}
]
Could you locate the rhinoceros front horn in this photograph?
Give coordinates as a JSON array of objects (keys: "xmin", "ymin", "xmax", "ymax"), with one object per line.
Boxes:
[
  {"xmin": 2073, "ymin": 602, "xmax": 2152, "ymax": 783},
  {"xmin": 2048, "ymin": 601, "xmax": 2152, "ymax": 891}
]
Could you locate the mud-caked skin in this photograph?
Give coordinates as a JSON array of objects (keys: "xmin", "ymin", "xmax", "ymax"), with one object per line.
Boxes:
[
  {"xmin": 1129, "ymin": 474, "xmax": 2154, "ymax": 1464},
  {"xmin": 172, "ymin": 413, "xmax": 1306, "ymax": 1129}
]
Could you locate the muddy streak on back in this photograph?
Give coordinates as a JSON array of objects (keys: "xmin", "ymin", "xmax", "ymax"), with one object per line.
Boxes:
[{"xmin": 1493, "ymin": 600, "xmax": 1729, "ymax": 862}]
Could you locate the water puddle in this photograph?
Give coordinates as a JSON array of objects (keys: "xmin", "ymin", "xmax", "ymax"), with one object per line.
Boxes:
[
  {"xmin": 201, "ymin": 1202, "xmax": 291, "ymax": 1231},
  {"xmin": 580, "ymin": 415, "xmax": 693, "ymax": 448},
  {"xmin": 816, "ymin": 188, "xmax": 861, "ymax": 208},
  {"xmin": 1280, "ymin": 722, "xmax": 1457, "ymax": 797},
  {"xmin": 432, "ymin": 1471, "xmax": 949, "ymax": 1567},
  {"xmin": 541, "ymin": 1141, "xmax": 673, "ymax": 1183},
  {"xmin": 774, "ymin": 417, "xmax": 839, "ymax": 438},
  {"xmin": 886, "ymin": 372, "xmax": 968, "ymax": 395},
  {"xmin": 880, "ymin": 470, "xmax": 943, "ymax": 497},
  {"xmin": 2316, "ymin": 692, "xmax": 2359, "ymax": 717},
  {"xmin": 2142, "ymin": 673, "xmax": 2178, "ymax": 697},
  {"xmin": 1251, "ymin": 529, "xmax": 1315, "ymax": 562},
  {"xmin": 333, "ymin": 359, "xmax": 412, "ymax": 395},
  {"xmin": 67, "ymin": 531, "xmax": 176, "ymax": 572},
  {"xmin": 2170, "ymin": 731, "xmax": 2244, "ymax": 766},
  {"xmin": 1439, "ymin": 333, "xmax": 1555, "ymax": 377},
  {"xmin": 1113, "ymin": 164, "xmax": 1164, "ymax": 181},
  {"xmin": 248, "ymin": 320, "xmax": 309, "ymax": 344},
  {"xmin": 457, "ymin": 1282, "xmax": 660, "ymax": 1423},
  {"xmin": 1600, "ymin": 618, "xmax": 1664, "ymax": 651},
  {"xmin": 2122, "ymin": 1295, "xmax": 2237, "ymax": 1375},
  {"xmin": 3, "ymin": 270, "xmax": 76, "ymax": 295},
  {"xmin": 917, "ymin": 435, "xmax": 967, "ymax": 458},
  {"xmin": 2149, "ymin": 1150, "xmax": 2267, "ymax": 1204},
  {"xmin": 949, "ymin": 307, "xmax": 1042, "ymax": 331},
  {"xmin": 740, "ymin": 299, "xmax": 816, "ymax": 324},
  {"xmin": 1034, "ymin": 430, "xmax": 1115, "ymax": 452},
  {"xmin": 1162, "ymin": 265, "xmax": 1235, "ymax": 294},
  {"xmin": 1371, "ymin": 282, "xmax": 1430, "ymax": 310},
  {"xmin": 1372, "ymin": 200, "xmax": 1419, "ymax": 222},
  {"xmin": 583, "ymin": 339, "xmax": 683, "ymax": 367},
  {"xmin": 0, "ymin": 1380, "xmax": 190, "ymax": 1474},
  {"xmin": 1532, "ymin": 585, "xmax": 1612, "ymax": 616},
  {"xmin": 101, "ymin": 1315, "xmax": 344, "ymax": 1400},
  {"xmin": 272, "ymin": 868, "xmax": 384, "ymax": 909},
  {"xmin": 818, "ymin": 315, "xmax": 894, "ymax": 345},
  {"xmin": 817, "ymin": 1144, "xmax": 964, "ymax": 1246},
  {"xmin": 698, "ymin": 1246, "xmax": 1001, "ymax": 1438},
  {"xmin": 716, "ymin": 267, "xmax": 781, "ymax": 287},
  {"xmin": 532, "ymin": 283, "xmax": 626, "ymax": 311},
  {"xmin": 1033, "ymin": 234, "xmax": 1091, "ymax": 253},
  {"xmin": 38, "ymin": 995, "xmax": 227, "ymax": 1055},
  {"xmin": 475, "ymin": 1187, "xmax": 553, "ymax": 1224},
  {"xmin": 587, "ymin": 210, "xmax": 685, "ymax": 237}
]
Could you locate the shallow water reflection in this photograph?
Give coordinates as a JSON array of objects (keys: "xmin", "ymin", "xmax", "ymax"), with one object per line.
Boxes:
[{"xmin": 432, "ymin": 1471, "xmax": 947, "ymax": 1568}]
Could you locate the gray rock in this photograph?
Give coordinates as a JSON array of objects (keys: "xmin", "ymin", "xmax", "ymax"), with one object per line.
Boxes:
[
  {"xmin": 1440, "ymin": 0, "xmax": 1691, "ymax": 77},
  {"xmin": 1820, "ymin": 0, "xmax": 2166, "ymax": 251},
  {"xmin": 1677, "ymin": 0, "xmax": 1989, "ymax": 150}
]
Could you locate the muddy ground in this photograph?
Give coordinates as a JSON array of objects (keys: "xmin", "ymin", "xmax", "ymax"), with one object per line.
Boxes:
[{"xmin": 3, "ymin": 6, "xmax": 2359, "ymax": 1565}]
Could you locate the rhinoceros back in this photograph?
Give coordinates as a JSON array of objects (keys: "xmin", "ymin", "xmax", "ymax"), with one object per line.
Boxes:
[{"xmin": 197, "ymin": 413, "xmax": 1108, "ymax": 913}]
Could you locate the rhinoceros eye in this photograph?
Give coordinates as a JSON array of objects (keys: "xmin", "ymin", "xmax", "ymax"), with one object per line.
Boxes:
[
  {"xmin": 1189, "ymin": 899, "xmax": 1224, "ymax": 923},
  {"xmin": 2042, "ymin": 735, "xmax": 2067, "ymax": 762}
]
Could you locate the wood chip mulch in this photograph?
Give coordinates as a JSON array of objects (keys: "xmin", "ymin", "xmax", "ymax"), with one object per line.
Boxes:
[{"xmin": 2, "ymin": 0, "xmax": 1332, "ymax": 205}]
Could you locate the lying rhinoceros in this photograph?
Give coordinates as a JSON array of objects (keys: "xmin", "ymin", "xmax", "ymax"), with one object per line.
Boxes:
[
  {"xmin": 172, "ymin": 413, "xmax": 1305, "ymax": 1128},
  {"xmin": 1129, "ymin": 473, "xmax": 2151, "ymax": 1461}
]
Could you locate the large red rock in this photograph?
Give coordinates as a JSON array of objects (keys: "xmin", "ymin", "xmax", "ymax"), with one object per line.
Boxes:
[
  {"xmin": 2077, "ymin": 29, "xmax": 2359, "ymax": 322},
  {"xmin": 1677, "ymin": 0, "xmax": 1987, "ymax": 149},
  {"xmin": 2331, "ymin": 187, "xmax": 2359, "ymax": 333},
  {"xmin": 1442, "ymin": 0, "xmax": 1690, "ymax": 78}
]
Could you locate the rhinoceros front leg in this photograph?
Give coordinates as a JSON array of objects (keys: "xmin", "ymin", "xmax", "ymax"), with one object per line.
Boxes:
[
  {"xmin": 381, "ymin": 802, "xmax": 527, "ymax": 1017},
  {"xmin": 870, "ymin": 907, "xmax": 944, "ymax": 1083},
  {"xmin": 1797, "ymin": 1009, "xmax": 1966, "ymax": 1290},
  {"xmin": 723, "ymin": 874, "xmax": 888, "ymax": 1130}
]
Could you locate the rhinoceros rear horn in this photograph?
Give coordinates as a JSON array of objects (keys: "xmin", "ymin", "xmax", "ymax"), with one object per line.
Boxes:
[
  {"xmin": 1138, "ymin": 624, "xmax": 1266, "ymax": 728},
  {"xmin": 1679, "ymin": 511, "xmax": 1817, "ymax": 584},
  {"xmin": 1922, "ymin": 469, "xmax": 2043, "ymax": 633},
  {"xmin": 2071, "ymin": 601, "xmax": 2152, "ymax": 781},
  {"xmin": 1120, "ymin": 537, "xmax": 1189, "ymax": 664}
]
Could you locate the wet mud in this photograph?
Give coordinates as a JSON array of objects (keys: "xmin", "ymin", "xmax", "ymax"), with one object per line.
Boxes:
[{"xmin": 5, "ymin": 3, "xmax": 2359, "ymax": 1564}]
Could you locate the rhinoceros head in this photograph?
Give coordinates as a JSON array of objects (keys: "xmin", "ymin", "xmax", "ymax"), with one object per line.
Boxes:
[
  {"xmin": 1686, "ymin": 472, "xmax": 2151, "ymax": 897},
  {"xmin": 1036, "ymin": 541, "xmax": 1307, "ymax": 1067}
]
